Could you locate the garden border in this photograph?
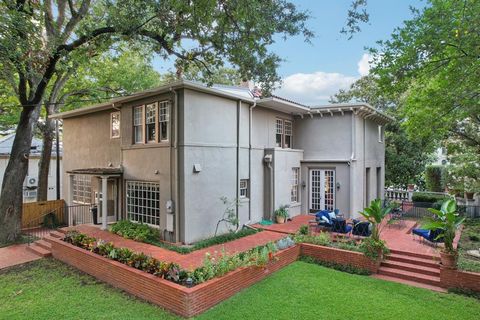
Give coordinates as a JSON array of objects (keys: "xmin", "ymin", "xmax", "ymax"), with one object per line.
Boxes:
[{"xmin": 48, "ymin": 236, "xmax": 479, "ymax": 318}]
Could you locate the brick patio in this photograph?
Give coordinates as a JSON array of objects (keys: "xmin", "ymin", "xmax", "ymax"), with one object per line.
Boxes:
[
  {"xmin": 63, "ymin": 225, "xmax": 286, "ymax": 270},
  {"xmin": 0, "ymin": 244, "xmax": 41, "ymax": 270}
]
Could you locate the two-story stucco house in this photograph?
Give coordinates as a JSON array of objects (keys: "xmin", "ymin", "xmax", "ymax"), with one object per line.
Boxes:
[{"xmin": 52, "ymin": 80, "xmax": 392, "ymax": 244}]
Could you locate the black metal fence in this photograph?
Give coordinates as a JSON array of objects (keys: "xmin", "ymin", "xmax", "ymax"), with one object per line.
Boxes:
[
  {"xmin": 69, "ymin": 204, "xmax": 95, "ymax": 225},
  {"xmin": 398, "ymin": 201, "xmax": 480, "ymax": 219}
]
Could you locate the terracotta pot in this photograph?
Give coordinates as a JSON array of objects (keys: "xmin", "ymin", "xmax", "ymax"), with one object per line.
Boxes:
[
  {"xmin": 276, "ymin": 216, "xmax": 285, "ymax": 224},
  {"xmin": 440, "ymin": 251, "xmax": 457, "ymax": 269},
  {"xmin": 465, "ymin": 192, "xmax": 474, "ymax": 200}
]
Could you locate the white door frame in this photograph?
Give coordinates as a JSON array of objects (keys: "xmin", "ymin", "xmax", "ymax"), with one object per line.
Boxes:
[
  {"xmin": 309, "ymin": 169, "xmax": 336, "ymax": 212},
  {"xmin": 95, "ymin": 178, "xmax": 117, "ymax": 223}
]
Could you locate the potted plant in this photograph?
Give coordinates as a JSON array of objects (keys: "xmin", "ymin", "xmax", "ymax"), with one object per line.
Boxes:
[
  {"xmin": 274, "ymin": 205, "xmax": 289, "ymax": 224},
  {"xmin": 358, "ymin": 199, "xmax": 392, "ymax": 260},
  {"xmin": 423, "ymin": 199, "xmax": 464, "ymax": 268}
]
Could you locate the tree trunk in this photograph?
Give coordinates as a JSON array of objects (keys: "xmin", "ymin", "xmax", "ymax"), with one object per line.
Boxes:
[
  {"xmin": 37, "ymin": 117, "xmax": 55, "ymax": 202},
  {"xmin": 0, "ymin": 105, "xmax": 41, "ymax": 244}
]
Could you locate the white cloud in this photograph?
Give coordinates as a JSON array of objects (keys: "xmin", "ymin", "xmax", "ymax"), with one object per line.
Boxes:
[
  {"xmin": 275, "ymin": 72, "xmax": 356, "ymax": 105},
  {"xmin": 357, "ymin": 53, "xmax": 373, "ymax": 77},
  {"xmin": 274, "ymin": 53, "xmax": 372, "ymax": 105}
]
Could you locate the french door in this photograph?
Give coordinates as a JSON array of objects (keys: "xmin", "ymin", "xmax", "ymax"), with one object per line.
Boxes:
[{"xmin": 309, "ymin": 169, "xmax": 335, "ymax": 212}]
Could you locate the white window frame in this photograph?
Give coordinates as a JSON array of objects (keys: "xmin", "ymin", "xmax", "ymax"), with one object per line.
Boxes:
[
  {"xmin": 275, "ymin": 118, "xmax": 293, "ymax": 149},
  {"xmin": 378, "ymin": 125, "xmax": 384, "ymax": 143},
  {"xmin": 275, "ymin": 118, "xmax": 283, "ymax": 147},
  {"xmin": 291, "ymin": 167, "xmax": 300, "ymax": 203},
  {"xmin": 126, "ymin": 181, "xmax": 161, "ymax": 226},
  {"xmin": 284, "ymin": 120, "xmax": 292, "ymax": 149},
  {"xmin": 72, "ymin": 175, "xmax": 92, "ymax": 204},
  {"xmin": 239, "ymin": 179, "xmax": 249, "ymax": 198},
  {"xmin": 133, "ymin": 106, "xmax": 143, "ymax": 144},
  {"xmin": 110, "ymin": 111, "xmax": 121, "ymax": 139},
  {"xmin": 158, "ymin": 101, "xmax": 170, "ymax": 142},
  {"xmin": 145, "ymin": 103, "xmax": 157, "ymax": 143}
]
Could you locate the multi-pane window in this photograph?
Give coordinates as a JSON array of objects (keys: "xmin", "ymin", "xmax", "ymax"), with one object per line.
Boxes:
[
  {"xmin": 133, "ymin": 106, "xmax": 143, "ymax": 143},
  {"xmin": 126, "ymin": 181, "xmax": 160, "ymax": 226},
  {"xmin": 146, "ymin": 103, "xmax": 157, "ymax": 142},
  {"xmin": 240, "ymin": 179, "xmax": 249, "ymax": 198},
  {"xmin": 284, "ymin": 120, "xmax": 292, "ymax": 148},
  {"xmin": 275, "ymin": 119, "xmax": 283, "ymax": 147},
  {"xmin": 291, "ymin": 168, "xmax": 299, "ymax": 203},
  {"xmin": 111, "ymin": 112, "xmax": 121, "ymax": 138},
  {"xmin": 132, "ymin": 101, "xmax": 170, "ymax": 144},
  {"xmin": 276, "ymin": 118, "xmax": 293, "ymax": 148},
  {"xmin": 159, "ymin": 101, "xmax": 169, "ymax": 141},
  {"xmin": 72, "ymin": 175, "xmax": 92, "ymax": 204}
]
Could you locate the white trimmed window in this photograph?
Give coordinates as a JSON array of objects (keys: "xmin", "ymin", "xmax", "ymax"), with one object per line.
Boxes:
[
  {"xmin": 133, "ymin": 106, "xmax": 143, "ymax": 143},
  {"xmin": 159, "ymin": 101, "xmax": 170, "ymax": 141},
  {"xmin": 239, "ymin": 179, "xmax": 249, "ymax": 198},
  {"xmin": 284, "ymin": 120, "xmax": 292, "ymax": 148},
  {"xmin": 291, "ymin": 168, "xmax": 299, "ymax": 203},
  {"xmin": 378, "ymin": 125, "xmax": 384, "ymax": 143},
  {"xmin": 72, "ymin": 175, "xmax": 92, "ymax": 204},
  {"xmin": 145, "ymin": 103, "xmax": 157, "ymax": 142},
  {"xmin": 275, "ymin": 119, "xmax": 283, "ymax": 147},
  {"xmin": 126, "ymin": 181, "xmax": 160, "ymax": 226},
  {"xmin": 111, "ymin": 112, "xmax": 121, "ymax": 138},
  {"xmin": 276, "ymin": 118, "xmax": 293, "ymax": 148}
]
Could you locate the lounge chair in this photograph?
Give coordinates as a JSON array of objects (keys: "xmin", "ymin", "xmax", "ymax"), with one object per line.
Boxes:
[
  {"xmin": 352, "ymin": 220, "xmax": 371, "ymax": 237},
  {"xmin": 331, "ymin": 218, "xmax": 352, "ymax": 234},
  {"xmin": 412, "ymin": 228, "xmax": 445, "ymax": 244}
]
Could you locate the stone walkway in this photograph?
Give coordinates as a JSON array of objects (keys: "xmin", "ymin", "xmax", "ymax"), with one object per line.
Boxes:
[
  {"xmin": 64, "ymin": 225, "xmax": 286, "ymax": 270},
  {"xmin": 0, "ymin": 244, "xmax": 41, "ymax": 270}
]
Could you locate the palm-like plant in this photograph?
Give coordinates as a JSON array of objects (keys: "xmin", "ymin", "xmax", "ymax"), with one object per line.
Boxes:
[
  {"xmin": 358, "ymin": 199, "xmax": 392, "ymax": 241},
  {"xmin": 423, "ymin": 199, "xmax": 464, "ymax": 254}
]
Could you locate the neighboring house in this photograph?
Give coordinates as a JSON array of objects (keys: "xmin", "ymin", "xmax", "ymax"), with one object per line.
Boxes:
[
  {"xmin": 433, "ymin": 147, "xmax": 448, "ymax": 166},
  {"xmin": 0, "ymin": 133, "xmax": 63, "ymax": 202},
  {"xmin": 52, "ymin": 80, "xmax": 392, "ymax": 244}
]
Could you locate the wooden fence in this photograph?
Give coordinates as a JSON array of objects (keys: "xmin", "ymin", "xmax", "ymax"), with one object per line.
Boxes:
[{"xmin": 22, "ymin": 199, "xmax": 66, "ymax": 229}]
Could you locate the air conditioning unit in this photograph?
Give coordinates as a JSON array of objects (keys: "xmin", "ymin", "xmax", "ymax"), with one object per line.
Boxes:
[{"xmin": 26, "ymin": 177, "xmax": 37, "ymax": 187}]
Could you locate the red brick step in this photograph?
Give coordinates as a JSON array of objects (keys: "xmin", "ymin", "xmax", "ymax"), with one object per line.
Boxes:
[
  {"xmin": 378, "ymin": 266, "xmax": 441, "ymax": 287},
  {"xmin": 373, "ymin": 274, "xmax": 447, "ymax": 293},
  {"xmin": 387, "ymin": 253, "xmax": 439, "ymax": 269},
  {"xmin": 26, "ymin": 243, "xmax": 52, "ymax": 258},
  {"xmin": 389, "ymin": 249, "xmax": 440, "ymax": 261},
  {"xmin": 35, "ymin": 239, "xmax": 52, "ymax": 251},
  {"xmin": 381, "ymin": 260, "xmax": 439, "ymax": 277}
]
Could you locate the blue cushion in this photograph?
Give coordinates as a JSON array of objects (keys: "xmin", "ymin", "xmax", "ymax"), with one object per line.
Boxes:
[
  {"xmin": 412, "ymin": 228, "xmax": 429, "ymax": 238},
  {"xmin": 345, "ymin": 225, "xmax": 352, "ymax": 233}
]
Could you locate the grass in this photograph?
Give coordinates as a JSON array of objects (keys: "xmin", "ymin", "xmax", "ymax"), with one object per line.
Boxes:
[
  {"xmin": 0, "ymin": 259, "xmax": 178, "ymax": 320},
  {"xmin": 457, "ymin": 219, "xmax": 480, "ymax": 272},
  {"xmin": 198, "ymin": 262, "xmax": 480, "ymax": 320},
  {"xmin": 2, "ymin": 259, "xmax": 480, "ymax": 319}
]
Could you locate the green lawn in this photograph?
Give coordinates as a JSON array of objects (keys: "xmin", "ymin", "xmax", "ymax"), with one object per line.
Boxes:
[{"xmin": 1, "ymin": 259, "xmax": 479, "ymax": 320}]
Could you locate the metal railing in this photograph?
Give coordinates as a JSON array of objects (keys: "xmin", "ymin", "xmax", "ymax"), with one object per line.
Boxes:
[
  {"xmin": 400, "ymin": 201, "xmax": 480, "ymax": 219},
  {"xmin": 69, "ymin": 203, "xmax": 95, "ymax": 226}
]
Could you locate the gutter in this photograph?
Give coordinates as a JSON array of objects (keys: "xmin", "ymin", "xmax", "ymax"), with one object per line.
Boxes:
[{"xmin": 170, "ymin": 87, "xmax": 180, "ymax": 243}]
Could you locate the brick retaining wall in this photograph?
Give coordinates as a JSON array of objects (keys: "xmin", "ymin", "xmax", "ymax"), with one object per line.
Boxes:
[
  {"xmin": 300, "ymin": 243, "xmax": 380, "ymax": 273},
  {"xmin": 49, "ymin": 237, "xmax": 300, "ymax": 318},
  {"xmin": 440, "ymin": 267, "xmax": 480, "ymax": 292}
]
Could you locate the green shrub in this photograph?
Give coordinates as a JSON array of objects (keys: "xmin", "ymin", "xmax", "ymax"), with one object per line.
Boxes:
[
  {"xmin": 294, "ymin": 232, "xmax": 331, "ymax": 246},
  {"xmin": 109, "ymin": 220, "xmax": 159, "ymax": 242},
  {"xmin": 448, "ymin": 288, "xmax": 480, "ymax": 300},
  {"xmin": 412, "ymin": 192, "xmax": 449, "ymax": 203},
  {"xmin": 359, "ymin": 237, "xmax": 390, "ymax": 260},
  {"xmin": 299, "ymin": 255, "xmax": 371, "ymax": 275},
  {"xmin": 298, "ymin": 225, "xmax": 309, "ymax": 235},
  {"xmin": 425, "ymin": 165, "xmax": 445, "ymax": 192}
]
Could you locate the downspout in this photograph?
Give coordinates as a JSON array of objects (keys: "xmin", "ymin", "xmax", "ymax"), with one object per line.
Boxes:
[
  {"xmin": 246, "ymin": 99, "xmax": 257, "ymax": 223},
  {"xmin": 266, "ymin": 159, "xmax": 274, "ymax": 221},
  {"xmin": 236, "ymin": 100, "xmax": 240, "ymax": 229},
  {"xmin": 170, "ymin": 87, "xmax": 180, "ymax": 243},
  {"xmin": 349, "ymin": 112, "xmax": 356, "ymax": 218}
]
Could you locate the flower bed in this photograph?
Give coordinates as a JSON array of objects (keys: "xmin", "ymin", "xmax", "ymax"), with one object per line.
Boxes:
[
  {"xmin": 300, "ymin": 243, "xmax": 381, "ymax": 273},
  {"xmin": 48, "ymin": 234, "xmax": 299, "ymax": 317},
  {"xmin": 63, "ymin": 230, "xmax": 286, "ymax": 287}
]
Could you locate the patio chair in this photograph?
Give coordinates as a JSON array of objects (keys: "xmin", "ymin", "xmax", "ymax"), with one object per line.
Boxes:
[
  {"xmin": 351, "ymin": 220, "xmax": 371, "ymax": 237},
  {"xmin": 314, "ymin": 210, "xmax": 334, "ymax": 229},
  {"xmin": 331, "ymin": 218, "xmax": 352, "ymax": 234},
  {"xmin": 412, "ymin": 228, "xmax": 445, "ymax": 244}
]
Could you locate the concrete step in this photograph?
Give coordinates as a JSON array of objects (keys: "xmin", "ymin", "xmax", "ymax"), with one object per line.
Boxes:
[
  {"xmin": 34, "ymin": 239, "xmax": 52, "ymax": 251},
  {"xmin": 389, "ymin": 249, "xmax": 440, "ymax": 261},
  {"xmin": 25, "ymin": 243, "xmax": 52, "ymax": 258},
  {"xmin": 381, "ymin": 260, "xmax": 440, "ymax": 277},
  {"xmin": 387, "ymin": 253, "xmax": 440, "ymax": 269},
  {"xmin": 372, "ymin": 274, "xmax": 447, "ymax": 293},
  {"xmin": 378, "ymin": 266, "xmax": 441, "ymax": 287}
]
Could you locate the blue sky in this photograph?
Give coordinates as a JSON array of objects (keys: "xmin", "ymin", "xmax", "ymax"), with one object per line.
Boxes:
[{"xmin": 153, "ymin": 0, "xmax": 426, "ymax": 105}]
